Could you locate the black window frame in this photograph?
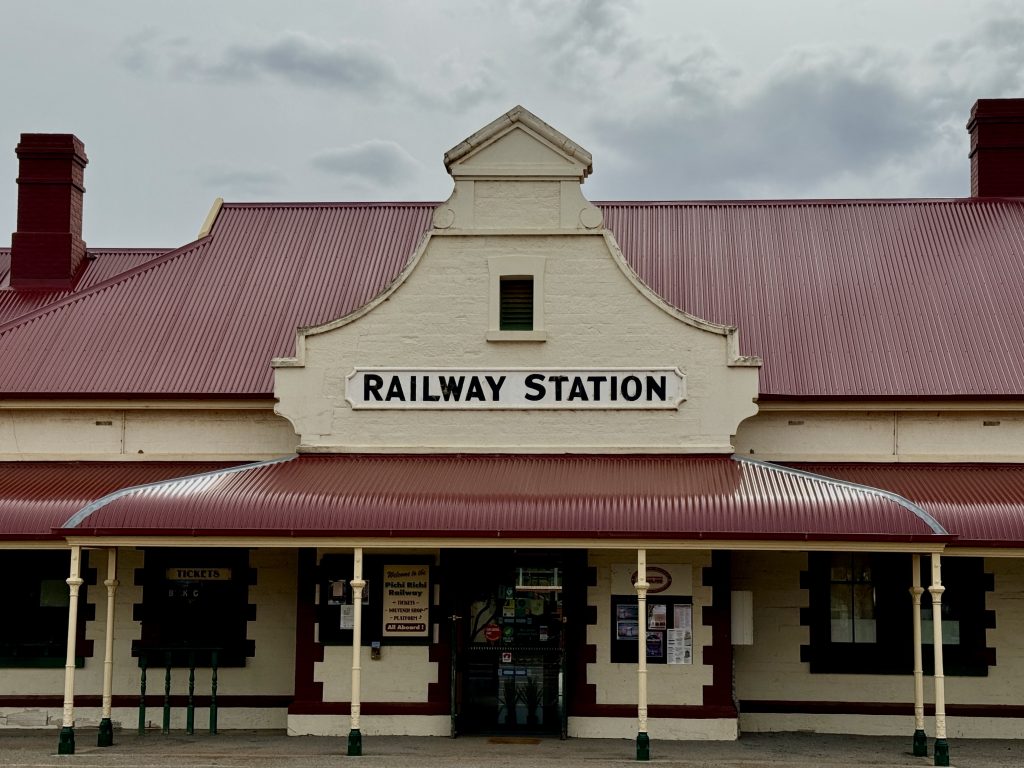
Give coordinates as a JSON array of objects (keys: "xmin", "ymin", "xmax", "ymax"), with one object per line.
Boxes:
[
  {"xmin": 134, "ymin": 548, "xmax": 252, "ymax": 668},
  {"xmin": 0, "ymin": 550, "xmax": 92, "ymax": 668},
  {"xmin": 803, "ymin": 553, "xmax": 991, "ymax": 676}
]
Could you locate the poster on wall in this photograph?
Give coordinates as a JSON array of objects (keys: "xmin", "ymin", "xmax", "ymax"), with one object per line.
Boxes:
[
  {"xmin": 382, "ymin": 564, "xmax": 431, "ymax": 638},
  {"xmin": 339, "ymin": 604, "xmax": 354, "ymax": 630},
  {"xmin": 616, "ymin": 604, "xmax": 639, "ymax": 639},
  {"xmin": 646, "ymin": 631, "xmax": 664, "ymax": 659},
  {"xmin": 667, "ymin": 604, "xmax": 693, "ymax": 664}
]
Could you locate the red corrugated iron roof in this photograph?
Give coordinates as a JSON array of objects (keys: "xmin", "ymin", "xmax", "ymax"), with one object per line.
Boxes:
[
  {"xmin": 604, "ymin": 199, "xmax": 1024, "ymax": 398},
  {"xmin": 791, "ymin": 463, "xmax": 1024, "ymax": 547},
  {"xmin": 0, "ymin": 204, "xmax": 433, "ymax": 396},
  {"xmin": 59, "ymin": 455, "xmax": 948, "ymax": 543},
  {"xmin": 1, "ymin": 198, "xmax": 1024, "ymax": 398},
  {"xmin": 0, "ymin": 248, "xmax": 169, "ymax": 324},
  {"xmin": 0, "ymin": 461, "xmax": 242, "ymax": 540}
]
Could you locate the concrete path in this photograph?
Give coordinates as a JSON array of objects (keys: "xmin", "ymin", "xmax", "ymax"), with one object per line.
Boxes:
[{"xmin": 0, "ymin": 730, "xmax": 1021, "ymax": 767}]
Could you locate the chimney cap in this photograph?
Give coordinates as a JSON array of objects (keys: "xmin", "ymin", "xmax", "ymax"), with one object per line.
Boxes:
[
  {"xmin": 967, "ymin": 98, "xmax": 1024, "ymax": 129},
  {"xmin": 16, "ymin": 133, "xmax": 87, "ymax": 164}
]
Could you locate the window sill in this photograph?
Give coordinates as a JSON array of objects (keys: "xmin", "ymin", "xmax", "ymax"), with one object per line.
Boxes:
[{"xmin": 486, "ymin": 330, "xmax": 548, "ymax": 342}]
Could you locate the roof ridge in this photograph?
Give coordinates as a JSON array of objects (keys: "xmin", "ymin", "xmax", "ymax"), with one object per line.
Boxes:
[
  {"xmin": 594, "ymin": 198, "xmax": 1024, "ymax": 207},
  {"xmin": 220, "ymin": 201, "xmax": 440, "ymax": 209},
  {"xmin": 0, "ymin": 237, "xmax": 211, "ymax": 336}
]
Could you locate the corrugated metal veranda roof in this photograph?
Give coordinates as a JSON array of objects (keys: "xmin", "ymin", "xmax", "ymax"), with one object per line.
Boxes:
[
  {"xmin": 0, "ymin": 461, "xmax": 241, "ymax": 541},
  {"xmin": 57, "ymin": 455, "xmax": 948, "ymax": 544},
  {"xmin": 793, "ymin": 463, "xmax": 1024, "ymax": 547}
]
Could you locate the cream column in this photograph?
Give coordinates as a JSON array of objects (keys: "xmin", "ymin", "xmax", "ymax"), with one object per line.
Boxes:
[
  {"xmin": 57, "ymin": 546, "xmax": 84, "ymax": 755},
  {"xmin": 910, "ymin": 554, "xmax": 927, "ymax": 756},
  {"xmin": 929, "ymin": 553, "xmax": 950, "ymax": 767},
  {"xmin": 347, "ymin": 548, "xmax": 365, "ymax": 757},
  {"xmin": 635, "ymin": 549, "xmax": 650, "ymax": 761},
  {"xmin": 98, "ymin": 548, "xmax": 119, "ymax": 747}
]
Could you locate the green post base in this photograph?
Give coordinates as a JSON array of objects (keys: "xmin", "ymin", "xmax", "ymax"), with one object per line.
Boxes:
[
  {"xmin": 98, "ymin": 717, "xmax": 114, "ymax": 747},
  {"xmin": 912, "ymin": 729, "xmax": 928, "ymax": 757},
  {"xmin": 635, "ymin": 731, "xmax": 650, "ymax": 761},
  {"xmin": 57, "ymin": 725, "xmax": 75, "ymax": 755},
  {"xmin": 347, "ymin": 728, "xmax": 362, "ymax": 757},
  {"xmin": 933, "ymin": 738, "xmax": 950, "ymax": 766}
]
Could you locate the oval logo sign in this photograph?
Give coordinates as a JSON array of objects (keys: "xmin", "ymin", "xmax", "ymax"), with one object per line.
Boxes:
[{"xmin": 631, "ymin": 566, "xmax": 673, "ymax": 594}]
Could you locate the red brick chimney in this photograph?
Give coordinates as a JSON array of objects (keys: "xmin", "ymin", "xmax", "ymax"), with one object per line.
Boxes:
[
  {"xmin": 967, "ymin": 99, "xmax": 1024, "ymax": 197},
  {"xmin": 10, "ymin": 133, "xmax": 88, "ymax": 288}
]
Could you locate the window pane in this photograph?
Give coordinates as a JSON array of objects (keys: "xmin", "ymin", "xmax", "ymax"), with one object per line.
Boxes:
[
  {"xmin": 829, "ymin": 584, "xmax": 852, "ymax": 641},
  {"xmin": 921, "ymin": 618, "xmax": 962, "ymax": 646},
  {"xmin": 39, "ymin": 579, "xmax": 70, "ymax": 608},
  {"xmin": 852, "ymin": 554, "xmax": 872, "ymax": 582},
  {"xmin": 853, "ymin": 618, "xmax": 877, "ymax": 643},
  {"xmin": 853, "ymin": 585, "xmax": 875, "ymax": 619},
  {"xmin": 829, "ymin": 553, "xmax": 851, "ymax": 582}
]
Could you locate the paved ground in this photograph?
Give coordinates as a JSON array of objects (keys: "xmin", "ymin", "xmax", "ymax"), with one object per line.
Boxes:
[{"xmin": 0, "ymin": 730, "xmax": 1021, "ymax": 768}]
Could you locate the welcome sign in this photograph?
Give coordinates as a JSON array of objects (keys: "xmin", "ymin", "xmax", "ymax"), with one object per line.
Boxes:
[{"xmin": 346, "ymin": 368, "xmax": 686, "ymax": 410}]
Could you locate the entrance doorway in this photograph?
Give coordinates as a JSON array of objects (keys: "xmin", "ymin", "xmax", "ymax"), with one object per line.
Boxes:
[{"xmin": 449, "ymin": 551, "xmax": 574, "ymax": 736}]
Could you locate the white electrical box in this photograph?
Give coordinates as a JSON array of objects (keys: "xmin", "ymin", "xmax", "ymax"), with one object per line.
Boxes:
[{"xmin": 731, "ymin": 590, "xmax": 753, "ymax": 645}]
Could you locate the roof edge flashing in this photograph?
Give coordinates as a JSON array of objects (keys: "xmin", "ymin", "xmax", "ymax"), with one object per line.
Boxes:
[
  {"xmin": 735, "ymin": 456, "xmax": 949, "ymax": 536},
  {"xmin": 197, "ymin": 197, "xmax": 224, "ymax": 239},
  {"xmin": 60, "ymin": 455, "xmax": 296, "ymax": 531}
]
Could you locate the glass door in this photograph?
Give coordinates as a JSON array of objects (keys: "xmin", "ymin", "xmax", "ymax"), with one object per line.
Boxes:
[{"xmin": 458, "ymin": 558, "xmax": 565, "ymax": 734}]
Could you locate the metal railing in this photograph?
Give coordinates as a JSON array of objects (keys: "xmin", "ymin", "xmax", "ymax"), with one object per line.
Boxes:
[{"xmin": 138, "ymin": 648, "xmax": 220, "ymax": 735}]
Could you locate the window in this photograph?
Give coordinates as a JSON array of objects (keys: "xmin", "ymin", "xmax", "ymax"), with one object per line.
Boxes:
[
  {"xmin": 803, "ymin": 553, "xmax": 992, "ymax": 676},
  {"xmin": 487, "ymin": 256, "xmax": 546, "ymax": 341},
  {"xmin": 317, "ymin": 554, "xmax": 434, "ymax": 647},
  {"xmin": 0, "ymin": 550, "xmax": 91, "ymax": 667},
  {"xmin": 136, "ymin": 548, "xmax": 252, "ymax": 668},
  {"xmin": 500, "ymin": 277, "xmax": 534, "ymax": 331},
  {"xmin": 828, "ymin": 553, "xmax": 876, "ymax": 644}
]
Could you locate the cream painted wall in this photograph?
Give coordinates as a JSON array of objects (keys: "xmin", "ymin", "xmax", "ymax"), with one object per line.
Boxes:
[
  {"xmin": 732, "ymin": 552, "xmax": 1024, "ymax": 712},
  {"xmin": 586, "ymin": 550, "xmax": 713, "ymax": 707},
  {"xmin": 275, "ymin": 233, "xmax": 758, "ymax": 453},
  {"xmin": 0, "ymin": 408, "xmax": 297, "ymax": 460},
  {"xmin": 275, "ymin": 112, "xmax": 758, "ymax": 453},
  {"xmin": 315, "ymin": 646, "xmax": 437, "ymax": 703},
  {"xmin": 737, "ymin": 408, "xmax": 1024, "ymax": 462},
  {"xmin": 0, "ymin": 547, "xmax": 298, "ymax": 729}
]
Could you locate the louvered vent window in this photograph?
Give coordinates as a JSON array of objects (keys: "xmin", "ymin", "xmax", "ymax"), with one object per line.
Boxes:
[{"xmin": 499, "ymin": 277, "xmax": 534, "ymax": 331}]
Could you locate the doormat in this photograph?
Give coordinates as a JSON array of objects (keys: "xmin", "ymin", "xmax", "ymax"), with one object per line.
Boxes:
[{"xmin": 487, "ymin": 737, "xmax": 542, "ymax": 745}]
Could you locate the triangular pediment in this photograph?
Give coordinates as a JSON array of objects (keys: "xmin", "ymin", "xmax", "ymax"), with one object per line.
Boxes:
[{"xmin": 444, "ymin": 105, "xmax": 592, "ymax": 180}]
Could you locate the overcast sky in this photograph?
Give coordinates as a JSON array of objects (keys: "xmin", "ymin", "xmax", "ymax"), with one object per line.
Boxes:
[{"xmin": 2, "ymin": 1, "xmax": 1023, "ymax": 247}]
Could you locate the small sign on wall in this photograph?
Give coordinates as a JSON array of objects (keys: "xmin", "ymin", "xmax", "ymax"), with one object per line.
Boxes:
[
  {"xmin": 382, "ymin": 564, "xmax": 431, "ymax": 638},
  {"xmin": 610, "ymin": 563, "xmax": 692, "ymax": 596},
  {"xmin": 165, "ymin": 568, "xmax": 231, "ymax": 581}
]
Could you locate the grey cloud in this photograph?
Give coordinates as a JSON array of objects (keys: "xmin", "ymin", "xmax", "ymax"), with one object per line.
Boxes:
[
  {"xmin": 311, "ymin": 140, "xmax": 419, "ymax": 186},
  {"xmin": 927, "ymin": 16, "xmax": 1024, "ymax": 101},
  {"xmin": 202, "ymin": 169, "xmax": 286, "ymax": 197},
  {"xmin": 592, "ymin": 47, "xmax": 945, "ymax": 200},
  {"xmin": 119, "ymin": 30, "xmax": 405, "ymax": 96},
  {"xmin": 526, "ymin": 0, "xmax": 645, "ymax": 78},
  {"xmin": 207, "ymin": 34, "xmax": 402, "ymax": 93}
]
